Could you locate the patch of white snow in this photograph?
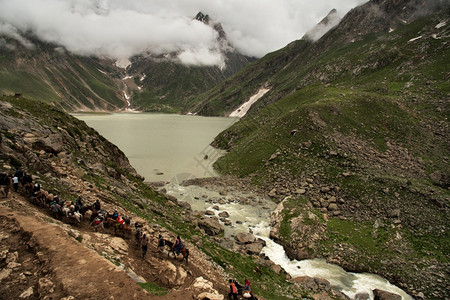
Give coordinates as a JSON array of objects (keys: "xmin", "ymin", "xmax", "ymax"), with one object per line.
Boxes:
[
  {"xmin": 122, "ymin": 75, "xmax": 133, "ymax": 80},
  {"xmin": 115, "ymin": 58, "xmax": 131, "ymax": 69},
  {"xmin": 436, "ymin": 21, "xmax": 447, "ymax": 29},
  {"xmin": 229, "ymin": 87, "xmax": 270, "ymax": 118},
  {"xmin": 123, "ymin": 91, "xmax": 130, "ymax": 100},
  {"xmin": 97, "ymin": 68, "xmax": 107, "ymax": 75},
  {"xmin": 408, "ymin": 35, "xmax": 422, "ymax": 43},
  {"xmin": 389, "ymin": 28, "xmax": 394, "ymax": 33},
  {"xmin": 140, "ymin": 74, "xmax": 146, "ymax": 82}
]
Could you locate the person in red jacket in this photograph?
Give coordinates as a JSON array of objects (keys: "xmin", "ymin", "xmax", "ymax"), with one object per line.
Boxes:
[{"xmin": 228, "ymin": 279, "xmax": 238, "ymax": 300}]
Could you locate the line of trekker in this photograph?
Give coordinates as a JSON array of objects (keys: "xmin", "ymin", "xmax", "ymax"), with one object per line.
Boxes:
[{"xmin": 2, "ymin": 169, "xmax": 258, "ymax": 298}]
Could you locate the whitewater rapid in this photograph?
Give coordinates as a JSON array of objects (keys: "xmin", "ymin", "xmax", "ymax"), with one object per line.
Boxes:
[{"xmin": 165, "ymin": 183, "xmax": 412, "ymax": 300}]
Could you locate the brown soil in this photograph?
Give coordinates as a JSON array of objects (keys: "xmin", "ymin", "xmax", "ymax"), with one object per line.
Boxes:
[{"xmin": 0, "ymin": 191, "xmax": 231, "ymax": 299}]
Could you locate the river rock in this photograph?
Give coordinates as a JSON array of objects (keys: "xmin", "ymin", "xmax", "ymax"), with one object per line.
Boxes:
[
  {"xmin": 197, "ymin": 217, "xmax": 224, "ymax": 236},
  {"xmin": 293, "ymin": 276, "xmax": 331, "ymax": 292},
  {"xmin": 271, "ymin": 264, "xmax": 284, "ymax": 274},
  {"xmin": 235, "ymin": 232, "xmax": 256, "ymax": 245},
  {"xmin": 293, "ymin": 276, "xmax": 318, "ymax": 290},
  {"xmin": 373, "ymin": 289, "xmax": 402, "ymax": 300},
  {"xmin": 218, "ymin": 211, "xmax": 229, "ymax": 218},
  {"xmin": 354, "ymin": 292, "xmax": 370, "ymax": 300},
  {"xmin": 245, "ymin": 243, "xmax": 264, "ymax": 255},
  {"xmin": 177, "ymin": 201, "xmax": 192, "ymax": 211},
  {"xmin": 205, "ymin": 210, "xmax": 215, "ymax": 216}
]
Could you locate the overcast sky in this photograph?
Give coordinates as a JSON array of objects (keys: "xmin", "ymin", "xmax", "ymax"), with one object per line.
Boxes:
[{"xmin": 0, "ymin": 0, "xmax": 367, "ymax": 66}]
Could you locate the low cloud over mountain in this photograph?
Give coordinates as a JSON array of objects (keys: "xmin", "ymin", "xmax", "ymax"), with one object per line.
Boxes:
[{"xmin": 0, "ymin": 0, "xmax": 367, "ymax": 65}]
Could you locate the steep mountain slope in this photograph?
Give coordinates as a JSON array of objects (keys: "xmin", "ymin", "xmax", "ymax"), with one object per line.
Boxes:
[
  {"xmin": 0, "ymin": 36, "xmax": 125, "ymax": 111},
  {"xmin": 190, "ymin": 1, "xmax": 449, "ymax": 299},
  {"xmin": 189, "ymin": 0, "xmax": 449, "ymax": 116},
  {"xmin": 0, "ymin": 12, "xmax": 252, "ymax": 113}
]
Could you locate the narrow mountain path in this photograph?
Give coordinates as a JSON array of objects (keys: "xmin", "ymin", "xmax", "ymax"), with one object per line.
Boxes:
[{"xmin": 0, "ymin": 192, "xmax": 231, "ymax": 299}]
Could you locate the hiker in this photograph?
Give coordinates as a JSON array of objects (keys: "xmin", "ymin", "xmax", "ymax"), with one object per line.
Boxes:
[
  {"xmin": 93, "ymin": 199, "xmax": 101, "ymax": 211},
  {"xmin": 12, "ymin": 175, "xmax": 19, "ymax": 192},
  {"xmin": 157, "ymin": 235, "xmax": 165, "ymax": 252},
  {"xmin": 141, "ymin": 234, "xmax": 148, "ymax": 259},
  {"xmin": 135, "ymin": 227, "xmax": 142, "ymax": 246},
  {"xmin": 113, "ymin": 210, "xmax": 118, "ymax": 219},
  {"xmin": 243, "ymin": 278, "xmax": 254, "ymax": 299},
  {"xmin": 228, "ymin": 279, "xmax": 238, "ymax": 300},
  {"xmin": 14, "ymin": 169, "xmax": 23, "ymax": 181},
  {"xmin": 33, "ymin": 181, "xmax": 40, "ymax": 195},
  {"xmin": 173, "ymin": 236, "xmax": 183, "ymax": 256},
  {"xmin": 76, "ymin": 196, "xmax": 83, "ymax": 212}
]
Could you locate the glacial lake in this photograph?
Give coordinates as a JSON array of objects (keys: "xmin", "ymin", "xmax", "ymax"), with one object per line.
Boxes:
[{"xmin": 74, "ymin": 113, "xmax": 237, "ymax": 182}]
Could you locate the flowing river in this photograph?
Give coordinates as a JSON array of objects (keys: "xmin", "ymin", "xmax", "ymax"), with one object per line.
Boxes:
[{"xmin": 75, "ymin": 113, "xmax": 412, "ymax": 300}]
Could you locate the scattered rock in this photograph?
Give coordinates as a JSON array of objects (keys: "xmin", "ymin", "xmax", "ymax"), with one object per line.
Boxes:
[
  {"xmin": 388, "ymin": 209, "xmax": 400, "ymax": 218},
  {"xmin": 328, "ymin": 203, "xmax": 338, "ymax": 211},
  {"xmin": 269, "ymin": 153, "xmax": 279, "ymax": 161},
  {"xmin": 19, "ymin": 287, "xmax": 34, "ymax": 298},
  {"xmin": 295, "ymin": 188, "xmax": 306, "ymax": 195},
  {"xmin": 191, "ymin": 277, "xmax": 224, "ymax": 300},
  {"xmin": 218, "ymin": 211, "xmax": 229, "ymax": 218},
  {"xmin": 245, "ymin": 243, "xmax": 264, "ymax": 255},
  {"xmin": 354, "ymin": 292, "xmax": 370, "ymax": 300},
  {"xmin": 373, "ymin": 289, "xmax": 402, "ymax": 300},
  {"xmin": 293, "ymin": 276, "xmax": 330, "ymax": 292}
]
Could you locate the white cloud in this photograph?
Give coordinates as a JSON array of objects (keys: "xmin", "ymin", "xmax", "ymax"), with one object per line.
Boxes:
[
  {"xmin": 0, "ymin": 0, "xmax": 367, "ymax": 65},
  {"xmin": 0, "ymin": 22, "xmax": 35, "ymax": 49}
]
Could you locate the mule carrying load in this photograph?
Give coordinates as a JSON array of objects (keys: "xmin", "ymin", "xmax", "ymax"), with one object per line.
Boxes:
[{"xmin": 158, "ymin": 237, "xmax": 189, "ymax": 264}]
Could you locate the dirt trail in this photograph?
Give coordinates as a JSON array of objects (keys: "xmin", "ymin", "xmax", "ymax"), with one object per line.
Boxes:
[{"xmin": 0, "ymin": 192, "xmax": 230, "ymax": 299}]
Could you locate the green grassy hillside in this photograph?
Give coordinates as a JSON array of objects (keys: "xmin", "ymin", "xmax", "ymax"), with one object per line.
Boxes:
[{"xmin": 205, "ymin": 6, "xmax": 449, "ymax": 299}]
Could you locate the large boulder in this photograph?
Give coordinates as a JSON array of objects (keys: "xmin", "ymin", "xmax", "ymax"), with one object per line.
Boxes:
[
  {"xmin": 245, "ymin": 243, "xmax": 264, "ymax": 255},
  {"xmin": 197, "ymin": 217, "xmax": 224, "ymax": 236},
  {"xmin": 293, "ymin": 276, "xmax": 331, "ymax": 292},
  {"xmin": 234, "ymin": 232, "xmax": 256, "ymax": 245},
  {"xmin": 32, "ymin": 134, "xmax": 64, "ymax": 154},
  {"xmin": 190, "ymin": 277, "xmax": 224, "ymax": 300},
  {"xmin": 373, "ymin": 289, "xmax": 401, "ymax": 300},
  {"xmin": 158, "ymin": 261, "xmax": 187, "ymax": 286}
]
